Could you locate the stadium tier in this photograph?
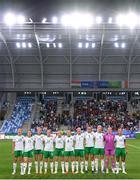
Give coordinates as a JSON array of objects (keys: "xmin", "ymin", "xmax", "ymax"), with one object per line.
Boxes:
[
  {"xmin": 0, "ymin": 94, "xmax": 139, "ymax": 135},
  {"xmin": 0, "ymin": 96, "xmax": 32, "ymax": 134}
]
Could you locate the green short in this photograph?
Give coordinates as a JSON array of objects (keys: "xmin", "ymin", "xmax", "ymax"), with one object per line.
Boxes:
[
  {"xmin": 94, "ymin": 148, "xmax": 104, "ymax": 155},
  {"xmin": 75, "ymin": 149, "xmax": 84, "ymax": 157},
  {"xmin": 34, "ymin": 150, "xmax": 43, "ymax": 155},
  {"xmin": 85, "ymin": 147, "xmax": 94, "ymax": 155},
  {"xmin": 116, "ymin": 148, "xmax": 126, "ymax": 157},
  {"xmin": 44, "ymin": 151, "xmax": 54, "ymax": 159},
  {"xmin": 24, "ymin": 150, "xmax": 33, "ymax": 158},
  {"xmin": 14, "ymin": 150, "xmax": 23, "ymax": 157},
  {"xmin": 64, "ymin": 151, "xmax": 74, "ymax": 157},
  {"xmin": 54, "ymin": 148, "xmax": 64, "ymax": 157}
]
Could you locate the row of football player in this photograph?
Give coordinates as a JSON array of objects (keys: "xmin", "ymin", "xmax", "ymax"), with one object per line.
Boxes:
[{"xmin": 12, "ymin": 126, "xmax": 127, "ymax": 175}]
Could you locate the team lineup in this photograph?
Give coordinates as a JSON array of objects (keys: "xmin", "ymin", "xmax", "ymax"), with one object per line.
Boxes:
[{"xmin": 12, "ymin": 125, "xmax": 127, "ymax": 176}]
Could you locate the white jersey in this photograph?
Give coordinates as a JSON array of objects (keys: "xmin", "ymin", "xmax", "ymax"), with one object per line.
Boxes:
[
  {"xmin": 43, "ymin": 135, "xmax": 54, "ymax": 152},
  {"xmin": 94, "ymin": 132, "xmax": 104, "ymax": 148},
  {"xmin": 115, "ymin": 135, "xmax": 126, "ymax": 148},
  {"xmin": 24, "ymin": 136, "xmax": 34, "ymax": 152},
  {"xmin": 34, "ymin": 134, "xmax": 44, "ymax": 150},
  {"xmin": 74, "ymin": 133, "xmax": 85, "ymax": 150},
  {"xmin": 84, "ymin": 132, "xmax": 94, "ymax": 147},
  {"xmin": 55, "ymin": 136, "xmax": 64, "ymax": 149},
  {"xmin": 13, "ymin": 135, "xmax": 24, "ymax": 151},
  {"xmin": 64, "ymin": 136, "xmax": 74, "ymax": 151}
]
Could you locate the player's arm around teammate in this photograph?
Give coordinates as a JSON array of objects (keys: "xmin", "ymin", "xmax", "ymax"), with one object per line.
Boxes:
[
  {"xmin": 54, "ymin": 130, "xmax": 65, "ymax": 174},
  {"xmin": 43, "ymin": 129, "xmax": 54, "ymax": 174},
  {"xmin": 64, "ymin": 130, "xmax": 75, "ymax": 174},
  {"xmin": 23, "ymin": 130, "xmax": 34, "ymax": 175},
  {"xmin": 34, "ymin": 127, "xmax": 44, "ymax": 174},
  {"xmin": 84, "ymin": 126, "xmax": 95, "ymax": 174},
  {"xmin": 94, "ymin": 125, "xmax": 105, "ymax": 174},
  {"xmin": 12, "ymin": 128, "xmax": 24, "ymax": 175},
  {"xmin": 115, "ymin": 128, "xmax": 127, "ymax": 174},
  {"xmin": 74, "ymin": 127, "xmax": 85, "ymax": 174}
]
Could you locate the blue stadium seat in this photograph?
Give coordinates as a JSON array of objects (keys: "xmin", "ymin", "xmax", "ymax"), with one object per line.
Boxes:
[{"xmin": 0, "ymin": 96, "xmax": 33, "ymax": 134}]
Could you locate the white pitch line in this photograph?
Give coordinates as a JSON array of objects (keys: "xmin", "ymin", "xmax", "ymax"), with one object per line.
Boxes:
[{"xmin": 128, "ymin": 143, "xmax": 140, "ymax": 150}]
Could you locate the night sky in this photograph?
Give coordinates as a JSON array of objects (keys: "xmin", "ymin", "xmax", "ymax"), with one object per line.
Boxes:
[{"xmin": 0, "ymin": 0, "xmax": 140, "ymax": 21}]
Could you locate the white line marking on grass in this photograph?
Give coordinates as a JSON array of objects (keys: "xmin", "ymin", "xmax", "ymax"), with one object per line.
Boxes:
[{"xmin": 128, "ymin": 143, "xmax": 140, "ymax": 150}]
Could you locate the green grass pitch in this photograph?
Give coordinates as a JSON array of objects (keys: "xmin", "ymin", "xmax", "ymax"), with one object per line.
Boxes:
[{"xmin": 0, "ymin": 139, "xmax": 140, "ymax": 179}]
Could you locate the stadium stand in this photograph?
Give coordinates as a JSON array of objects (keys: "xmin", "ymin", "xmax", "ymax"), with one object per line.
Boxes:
[
  {"xmin": 0, "ymin": 96, "xmax": 33, "ymax": 134},
  {"xmin": 31, "ymin": 97, "xmax": 60, "ymax": 132},
  {"xmin": 20, "ymin": 96, "xmax": 139, "ymax": 132}
]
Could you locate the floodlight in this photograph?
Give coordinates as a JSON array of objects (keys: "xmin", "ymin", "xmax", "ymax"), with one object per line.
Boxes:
[
  {"xmin": 4, "ymin": 12, "xmax": 16, "ymax": 26},
  {"xmin": 16, "ymin": 34, "xmax": 20, "ymax": 39},
  {"xmin": 16, "ymin": 15, "xmax": 25, "ymax": 24},
  {"xmin": 96, "ymin": 16, "xmax": 102, "ymax": 24},
  {"xmin": 69, "ymin": 13, "xmax": 82, "ymax": 28},
  {"xmin": 22, "ymin": 42, "xmax": 26, "ymax": 48},
  {"xmin": 61, "ymin": 14, "xmax": 70, "ymax": 26},
  {"xmin": 125, "ymin": 13, "xmax": 138, "ymax": 29},
  {"xmin": 85, "ymin": 43, "xmax": 89, "ymax": 48},
  {"xmin": 114, "ymin": 42, "xmax": 119, "ymax": 48},
  {"xmin": 61, "ymin": 13, "xmax": 93, "ymax": 28},
  {"xmin": 82, "ymin": 14, "xmax": 93, "ymax": 27},
  {"xmin": 16, "ymin": 42, "xmax": 20, "ymax": 48},
  {"xmin": 58, "ymin": 43, "xmax": 62, "ymax": 48},
  {"xmin": 78, "ymin": 42, "xmax": 82, "ymax": 48},
  {"xmin": 108, "ymin": 17, "xmax": 112, "ymax": 24},
  {"xmin": 92, "ymin": 43, "xmax": 95, "ymax": 48},
  {"xmin": 53, "ymin": 43, "xmax": 56, "ymax": 48},
  {"xmin": 22, "ymin": 34, "xmax": 26, "ymax": 39},
  {"xmin": 116, "ymin": 14, "xmax": 126, "ymax": 26},
  {"xmin": 28, "ymin": 43, "xmax": 32, "ymax": 48},
  {"xmin": 42, "ymin": 18, "xmax": 47, "ymax": 23},
  {"xmin": 46, "ymin": 43, "xmax": 50, "ymax": 48},
  {"xmin": 70, "ymin": 13, "xmax": 93, "ymax": 28},
  {"xmin": 52, "ymin": 16, "xmax": 58, "ymax": 24},
  {"xmin": 121, "ymin": 42, "xmax": 125, "ymax": 48},
  {"xmin": 114, "ymin": 35, "xmax": 118, "ymax": 41}
]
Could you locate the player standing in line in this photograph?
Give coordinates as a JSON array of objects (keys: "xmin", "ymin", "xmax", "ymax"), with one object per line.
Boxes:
[
  {"xmin": 34, "ymin": 127, "xmax": 44, "ymax": 174},
  {"xmin": 115, "ymin": 128, "xmax": 127, "ymax": 174},
  {"xmin": 64, "ymin": 130, "xmax": 75, "ymax": 174},
  {"xmin": 43, "ymin": 129, "xmax": 54, "ymax": 174},
  {"xmin": 84, "ymin": 126, "xmax": 95, "ymax": 174},
  {"xmin": 12, "ymin": 128, "xmax": 24, "ymax": 175},
  {"xmin": 74, "ymin": 127, "xmax": 85, "ymax": 174},
  {"xmin": 54, "ymin": 131, "xmax": 65, "ymax": 174},
  {"xmin": 23, "ymin": 130, "xmax": 34, "ymax": 175},
  {"xmin": 104, "ymin": 127, "xmax": 115, "ymax": 174},
  {"xmin": 94, "ymin": 125, "xmax": 105, "ymax": 174}
]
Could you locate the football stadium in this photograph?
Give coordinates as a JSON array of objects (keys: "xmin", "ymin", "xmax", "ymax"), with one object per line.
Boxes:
[{"xmin": 0, "ymin": 0, "xmax": 140, "ymax": 179}]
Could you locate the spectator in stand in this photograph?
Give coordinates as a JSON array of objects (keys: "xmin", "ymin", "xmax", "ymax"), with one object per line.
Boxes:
[
  {"xmin": 31, "ymin": 99, "xmax": 59, "ymax": 132},
  {"xmin": 72, "ymin": 99, "xmax": 139, "ymax": 131}
]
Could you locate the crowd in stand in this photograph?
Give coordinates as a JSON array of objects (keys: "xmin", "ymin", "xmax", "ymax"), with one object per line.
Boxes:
[
  {"xmin": 130, "ymin": 99, "xmax": 140, "ymax": 109},
  {"xmin": 31, "ymin": 100, "xmax": 60, "ymax": 132},
  {"xmin": 71, "ymin": 99, "xmax": 138, "ymax": 131},
  {"xmin": 31, "ymin": 98, "xmax": 139, "ymax": 132}
]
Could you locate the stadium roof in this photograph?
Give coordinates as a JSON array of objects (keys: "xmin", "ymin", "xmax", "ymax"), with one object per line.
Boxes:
[{"xmin": 0, "ymin": 0, "xmax": 140, "ymax": 91}]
